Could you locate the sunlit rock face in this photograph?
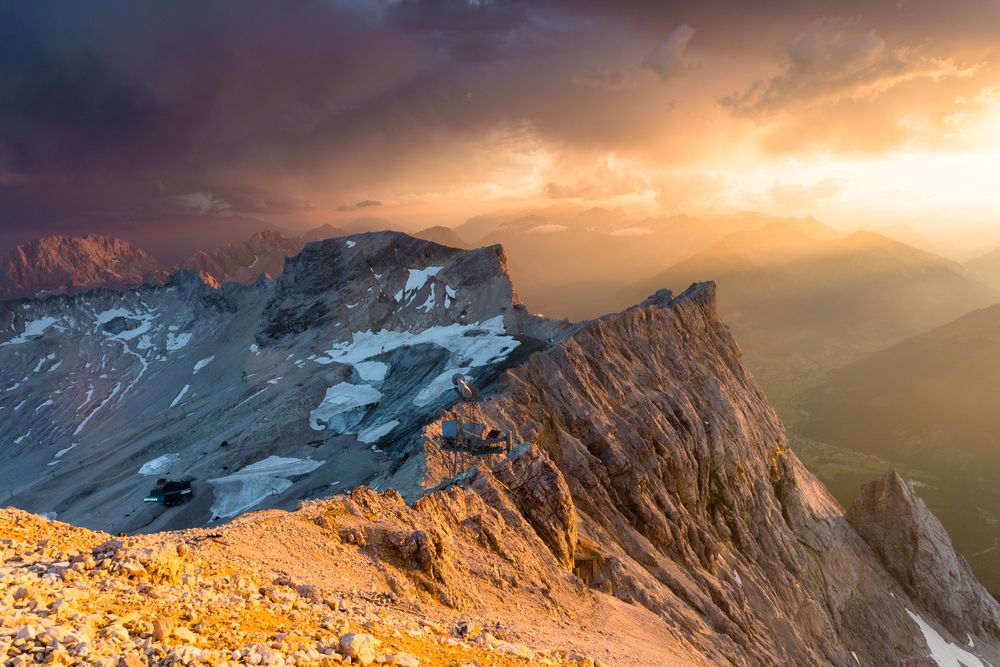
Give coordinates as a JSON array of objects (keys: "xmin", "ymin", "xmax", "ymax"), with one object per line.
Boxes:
[
  {"xmin": 0, "ymin": 234, "xmax": 168, "ymax": 300},
  {"xmin": 420, "ymin": 282, "xmax": 1000, "ymax": 666},
  {"xmin": 849, "ymin": 470, "xmax": 1000, "ymax": 638}
]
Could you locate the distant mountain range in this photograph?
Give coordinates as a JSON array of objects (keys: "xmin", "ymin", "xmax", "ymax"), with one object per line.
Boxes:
[
  {"xmin": 617, "ymin": 224, "xmax": 999, "ymax": 414},
  {"xmin": 0, "ymin": 223, "xmax": 481, "ymax": 302}
]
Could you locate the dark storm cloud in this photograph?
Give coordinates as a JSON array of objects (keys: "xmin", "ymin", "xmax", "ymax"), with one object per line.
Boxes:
[
  {"xmin": 336, "ymin": 200, "xmax": 383, "ymax": 211},
  {"xmin": 0, "ymin": 0, "xmax": 998, "ymax": 251}
]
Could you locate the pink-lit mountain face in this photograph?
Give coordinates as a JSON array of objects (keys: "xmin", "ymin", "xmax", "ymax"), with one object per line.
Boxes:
[{"xmin": 0, "ymin": 234, "xmax": 168, "ymax": 300}]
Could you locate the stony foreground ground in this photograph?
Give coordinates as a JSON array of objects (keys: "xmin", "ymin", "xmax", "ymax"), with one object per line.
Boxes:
[{"xmin": 0, "ymin": 507, "xmax": 615, "ymax": 667}]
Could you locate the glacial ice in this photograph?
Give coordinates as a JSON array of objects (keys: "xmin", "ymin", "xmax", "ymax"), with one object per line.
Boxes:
[
  {"xmin": 357, "ymin": 419, "xmax": 400, "ymax": 443},
  {"xmin": 208, "ymin": 456, "xmax": 325, "ymax": 518},
  {"xmin": 309, "ymin": 382, "xmax": 382, "ymax": 431},
  {"xmin": 138, "ymin": 453, "xmax": 181, "ymax": 476}
]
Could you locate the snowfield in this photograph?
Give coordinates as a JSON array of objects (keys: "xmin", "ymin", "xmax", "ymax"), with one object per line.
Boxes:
[
  {"xmin": 1, "ymin": 316, "xmax": 60, "ymax": 346},
  {"xmin": 309, "ymin": 382, "xmax": 383, "ymax": 431},
  {"xmin": 208, "ymin": 456, "xmax": 325, "ymax": 519},
  {"xmin": 138, "ymin": 453, "xmax": 182, "ymax": 476},
  {"xmin": 906, "ymin": 609, "xmax": 985, "ymax": 667},
  {"xmin": 308, "ymin": 316, "xmax": 519, "ymax": 431}
]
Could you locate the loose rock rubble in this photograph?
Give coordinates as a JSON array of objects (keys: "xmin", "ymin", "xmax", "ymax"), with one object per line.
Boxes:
[{"xmin": 0, "ymin": 509, "xmax": 607, "ymax": 667}]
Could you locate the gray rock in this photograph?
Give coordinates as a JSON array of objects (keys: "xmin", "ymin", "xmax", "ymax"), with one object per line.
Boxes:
[{"xmin": 848, "ymin": 469, "xmax": 1000, "ymax": 638}]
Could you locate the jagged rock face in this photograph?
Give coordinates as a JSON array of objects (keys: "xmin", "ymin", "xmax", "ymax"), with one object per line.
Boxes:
[
  {"xmin": 0, "ymin": 234, "xmax": 167, "ymax": 299},
  {"xmin": 261, "ymin": 233, "xmax": 523, "ymax": 341},
  {"xmin": 422, "ymin": 283, "xmax": 1000, "ymax": 666},
  {"xmin": 848, "ymin": 470, "xmax": 1000, "ymax": 638},
  {"xmin": 0, "ymin": 232, "xmax": 564, "ymax": 534},
  {"xmin": 179, "ymin": 230, "xmax": 306, "ymax": 285},
  {"xmin": 469, "ymin": 446, "xmax": 577, "ymax": 569}
]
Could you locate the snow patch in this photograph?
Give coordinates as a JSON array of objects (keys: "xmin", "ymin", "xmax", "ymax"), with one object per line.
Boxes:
[
  {"xmin": 97, "ymin": 307, "xmax": 158, "ymax": 342},
  {"xmin": 249, "ymin": 343, "xmax": 260, "ymax": 355},
  {"xmin": 166, "ymin": 332, "xmax": 193, "ymax": 351},
  {"xmin": 905, "ymin": 609, "xmax": 985, "ymax": 667},
  {"xmin": 309, "ymin": 382, "xmax": 381, "ymax": 432},
  {"xmin": 169, "ymin": 384, "xmax": 190, "ymax": 408},
  {"xmin": 55, "ymin": 444, "xmax": 76, "ymax": 458},
  {"xmin": 192, "ymin": 356, "xmax": 216, "ymax": 374},
  {"xmin": 418, "ymin": 284, "xmax": 436, "ymax": 312},
  {"xmin": 1, "ymin": 316, "xmax": 60, "ymax": 346},
  {"xmin": 394, "ymin": 266, "xmax": 443, "ymax": 303},
  {"xmin": 208, "ymin": 456, "xmax": 325, "ymax": 518},
  {"xmin": 346, "ymin": 240, "xmax": 356, "ymax": 248},
  {"xmin": 138, "ymin": 453, "xmax": 181, "ymax": 476}
]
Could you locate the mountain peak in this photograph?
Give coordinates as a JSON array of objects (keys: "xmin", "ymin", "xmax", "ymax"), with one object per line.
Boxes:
[
  {"xmin": 848, "ymin": 469, "xmax": 1000, "ymax": 637},
  {"xmin": 0, "ymin": 234, "xmax": 166, "ymax": 299}
]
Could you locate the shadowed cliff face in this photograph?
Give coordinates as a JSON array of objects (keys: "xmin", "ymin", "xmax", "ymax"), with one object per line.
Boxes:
[{"xmin": 423, "ymin": 283, "xmax": 1000, "ymax": 666}]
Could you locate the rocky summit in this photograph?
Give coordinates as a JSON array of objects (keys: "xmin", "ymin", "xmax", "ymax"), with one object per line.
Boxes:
[
  {"xmin": 1, "ymin": 232, "xmax": 998, "ymax": 666},
  {"xmin": 0, "ymin": 235, "xmax": 167, "ymax": 301}
]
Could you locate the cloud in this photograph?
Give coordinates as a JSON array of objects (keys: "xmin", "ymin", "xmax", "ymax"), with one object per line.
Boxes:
[
  {"xmin": 654, "ymin": 171, "xmax": 730, "ymax": 212},
  {"xmin": 721, "ymin": 18, "xmax": 977, "ymax": 119},
  {"xmin": 641, "ymin": 24, "xmax": 696, "ymax": 81},
  {"xmin": 172, "ymin": 192, "xmax": 233, "ymax": 216},
  {"xmin": 571, "ymin": 67, "xmax": 634, "ymax": 90},
  {"xmin": 336, "ymin": 199, "xmax": 383, "ymax": 211},
  {"xmin": 769, "ymin": 178, "xmax": 843, "ymax": 209},
  {"xmin": 545, "ymin": 160, "xmax": 648, "ymax": 200}
]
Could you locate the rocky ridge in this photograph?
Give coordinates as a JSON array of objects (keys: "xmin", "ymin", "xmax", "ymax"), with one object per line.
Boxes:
[
  {"xmin": 0, "ymin": 233, "xmax": 564, "ymax": 533},
  {"xmin": 0, "ymin": 226, "xmax": 351, "ymax": 302},
  {"xmin": 0, "ymin": 235, "xmax": 167, "ymax": 300},
  {"xmin": 179, "ymin": 230, "xmax": 308, "ymax": 285}
]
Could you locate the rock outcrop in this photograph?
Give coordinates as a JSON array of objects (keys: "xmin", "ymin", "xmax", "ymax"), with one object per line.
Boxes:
[
  {"xmin": 179, "ymin": 230, "xmax": 305, "ymax": 285},
  {"xmin": 429, "ymin": 281, "xmax": 1000, "ymax": 666},
  {"xmin": 0, "ymin": 232, "xmax": 565, "ymax": 534},
  {"xmin": 848, "ymin": 469, "xmax": 1000, "ymax": 638},
  {"xmin": 0, "ymin": 234, "xmax": 167, "ymax": 299}
]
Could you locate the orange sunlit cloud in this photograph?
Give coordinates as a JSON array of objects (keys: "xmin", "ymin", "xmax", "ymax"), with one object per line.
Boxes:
[{"xmin": 2, "ymin": 1, "xmax": 1000, "ymax": 255}]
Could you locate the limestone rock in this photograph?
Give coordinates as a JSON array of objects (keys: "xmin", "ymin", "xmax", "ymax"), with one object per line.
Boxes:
[
  {"xmin": 339, "ymin": 632, "xmax": 379, "ymax": 665},
  {"xmin": 848, "ymin": 469, "xmax": 1000, "ymax": 637}
]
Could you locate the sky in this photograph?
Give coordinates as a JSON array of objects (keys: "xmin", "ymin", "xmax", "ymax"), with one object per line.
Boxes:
[{"xmin": 2, "ymin": 0, "xmax": 1000, "ymax": 257}]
